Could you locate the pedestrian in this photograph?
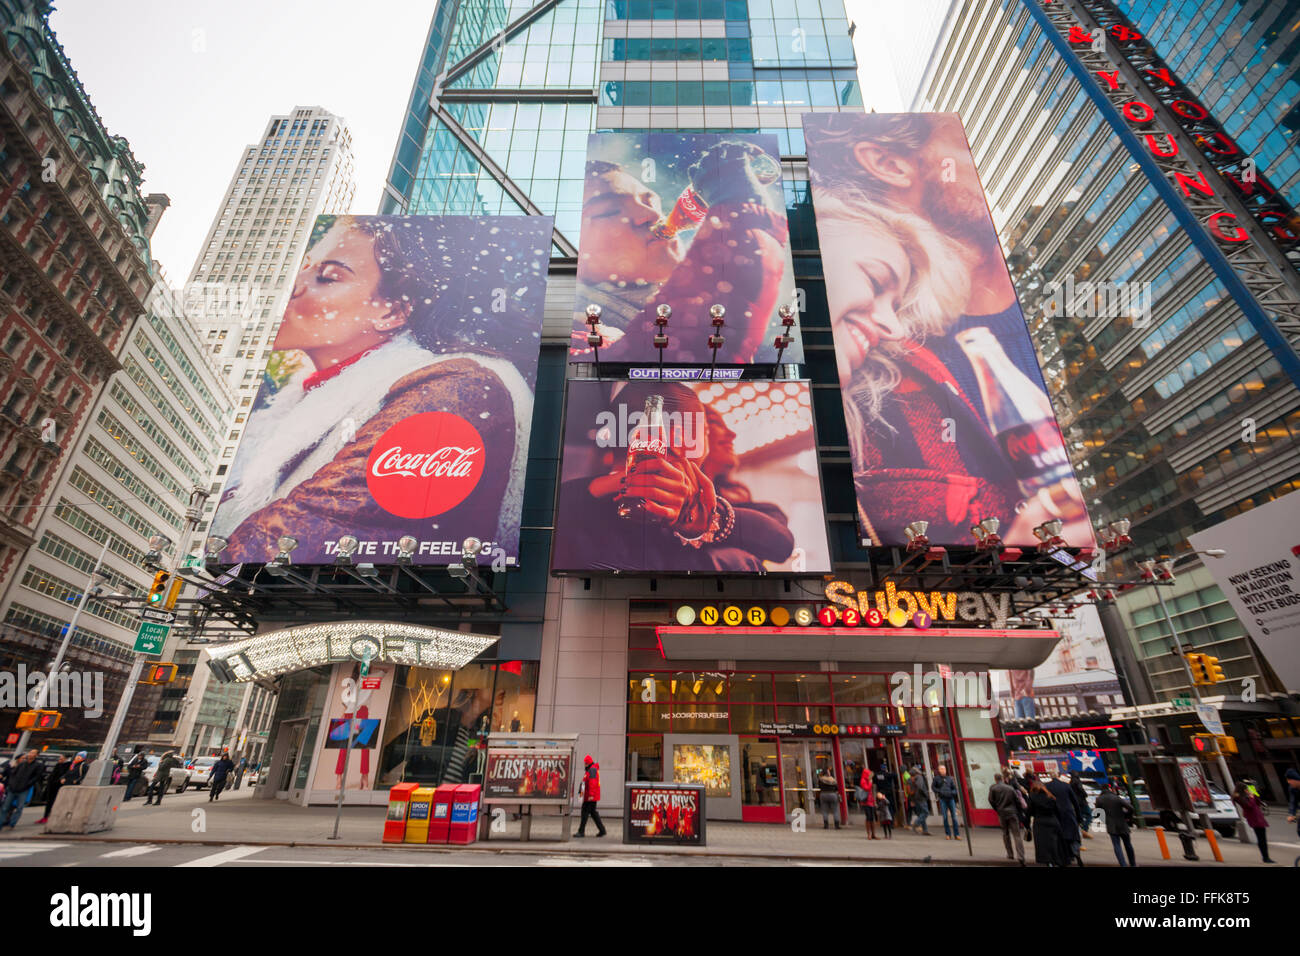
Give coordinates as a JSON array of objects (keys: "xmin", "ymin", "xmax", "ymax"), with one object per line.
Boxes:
[
  {"xmin": 1232, "ymin": 781, "xmax": 1273, "ymax": 863},
  {"xmin": 1046, "ymin": 773, "xmax": 1084, "ymax": 866},
  {"xmin": 145, "ymin": 751, "xmax": 180, "ymax": 806},
  {"xmin": 208, "ymin": 752, "xmax": 235, "ymax": 801},
  {"xmin": 857, "ymin": 764, "xmax": 877, "ymax": 839},
  {"xmin": 1069, "ymin": 772, "xmax": 1093, "ymax": 839},
  {"xmin": 814, "ymin": 766, "xmax": 839, "ymax": 830},
  {"xmin": 1285, "ymin": 768, "xmax": 1299, "ymax": 840},
  {"xmin": 988, "ymin": 771, "xmax": 1025, "ymax": 864},
  {"xmin": 37, "ymin": 752, "xmax": 74, "ymax": 824},
  {"xmin": 123, "ymin": 746, "xmax": 148, "ymax": 802},
  {"xmin": 1094, "ymin": 783, "xmax": 1137, "ymax": 866},
  {"xmin": 575, "ymin": 754, "xmax": 606, "ymax": 837},
  {"xmin": 111, "ymin": 756, "xmax": 123, "ymax": 785},
  {"xmin": 877, "ymin": 790, "xmax": 894, "ymax": 838},
  {"xmin": 934, "ymin": 764, "xmax": 961, "ymax": 839},
  {"xmin": 909, "ymin": 765, "xmax": 931, "ymax": 835},
  {"xmin": 873, "ymin": 762, "xmax": 897, "ymax": 821},
  {"xmin": 63, "ymin": 752, "xmax": 89, "ymax": 787},
  {"xmin": 1, "ymin": 750, "xmax": 44, "ymax": 829},
  {"xmin": 1027, "ymin": 776, "xmax": 1066, "ymax": 867}
]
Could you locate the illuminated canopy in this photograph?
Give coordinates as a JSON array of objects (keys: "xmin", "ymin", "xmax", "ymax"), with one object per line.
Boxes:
[{"xmin": 206, "ymin": 621, "xmax": 500, "ymax": 682}]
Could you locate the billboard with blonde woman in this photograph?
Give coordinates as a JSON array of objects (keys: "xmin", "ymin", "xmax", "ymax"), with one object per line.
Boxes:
[
  {"xmin": 210, "ymin": 215, "xmax": 553, "ymax": 566},
  {"xmin": 803, "ymin": 113, "xmax": 1093, "ymax": 549},
  {"xmin": 569, "ymin": 132, "xmax": 801, "ymax": 366}
]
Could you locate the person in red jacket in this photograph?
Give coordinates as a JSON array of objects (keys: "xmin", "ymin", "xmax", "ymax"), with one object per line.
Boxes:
[{"xmin": 576, "ymin": 754, "xmax": 606, "ymax": 838}]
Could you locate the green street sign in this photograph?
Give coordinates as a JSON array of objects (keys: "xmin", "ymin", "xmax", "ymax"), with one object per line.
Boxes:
[
  {"xmin": 134, "ymin": 621, "xmax": 170, "ymax": 656},
  {"xmin": 1172, "ymin": 697, "xmax": 1192, "ymax": 708},
  {"xmin": 181, "ymin": 554, "xmax": 204, "ymax": 570}
]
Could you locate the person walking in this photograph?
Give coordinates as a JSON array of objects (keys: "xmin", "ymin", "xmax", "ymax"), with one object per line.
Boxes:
[
  {"xmin": 1094, "ymin": 783, "xmax": 1137, "ymax": 866},
  {"xmin": 575, "ymin": 754, "xmax": 606, "ymax": 837},
  {"xmin": 1069, "ymin": 772, "xmax": 1093, "ymax": 839},
  {"xmin": 208, "ymin": 752, "xmax": 235, "ymax": 802},
  {"xmin": 145, "ymin": 752, "xmax": 180, "ymax": 806},
  {"xmin": 934, "ymin": 764, "xmax": 961, "ymax": 839},
  {"xmin": 878, "ymin": 789, "xmax": 894, "ymax": 838},
  {"xmin": 873, "ymin": 762, "xmax": 897, "ymax": 824},
  {"xmin": 123, "ymin": 747, "xmax": 148, "ymax": 802},
  {"xmin": 858, "ymin": 765, "xmax": 877, "ymax": 839},
  {"xmin": 37, "ymin": 753, "xmax": 74, "ymax": 825},
  {"xmin": 1232, "ymin": 781, "xmax": 1273, "ymax": 863},
  {"xmin": 909, "ymin": 765, "xmax": 931, "ymax": 835},
  {"xmin": 1046, "ymin": 773, "xmax": 1084, "ymax": 866},
  {"xmin": 1, "ymin": 751, "xmax": 44, "ymax": 829},
  {"xmin": 816, "ymin": 766, "xmax": 840, "ymax": 830},
  {"xmin": 988, "ymin": 771, "xmax": 1025, "ymax": 864},
  {"xmin": 1027, "ymin": 776, "xmax": 1066, "ymax": 867}
]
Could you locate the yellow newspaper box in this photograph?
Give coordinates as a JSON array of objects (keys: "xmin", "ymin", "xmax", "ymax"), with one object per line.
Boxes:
[{"xmin": 405, "ymin": 787, "xmax": 435, "ymax": 843}]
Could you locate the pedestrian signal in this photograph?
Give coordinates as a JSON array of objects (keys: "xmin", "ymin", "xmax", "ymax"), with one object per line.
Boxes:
[
  {"xmin": 141, "ymin": 663, "xmax": 178, "ymax": 685},
  {"xmin": 16, "ymin": 709, "xmax": 61, "ymax": 730}
]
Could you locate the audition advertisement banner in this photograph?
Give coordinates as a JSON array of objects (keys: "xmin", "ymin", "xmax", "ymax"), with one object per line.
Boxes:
[
  {"xmin": 210, "ymin": 215, "xmax": 553, "ymax": 566},
  {"xmin": 570, "ymin": 132, "xmax": 800, "ymax": 366},
  {"xmin": 803, "ymin": 113, "xmax": 1093, "ymax": 550},
  {"xmin": 551, "ymin": 379, "xmax": 831, "ymax": 574},
  {"xmin": 1190, "ymin": 494, "xmax": 1300, "ymax": 693}
]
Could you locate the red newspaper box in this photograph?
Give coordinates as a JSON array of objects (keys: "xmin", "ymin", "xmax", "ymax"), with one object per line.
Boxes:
[
  {"xmin": 428, "ymin": 784, "xmax": 458, "ymax": 844},
  {"xmin": 382, "ymin": 782, "xmax": 420, "ymax": 843},
  {"xmin": 449, "ymin": 783, "xmax": 481, "ymax": 845}
]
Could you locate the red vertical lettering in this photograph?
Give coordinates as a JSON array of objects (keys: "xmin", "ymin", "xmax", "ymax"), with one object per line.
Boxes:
[
  {"xmin": 1095, "ymin": 70, "xmax": 1121, "ymax": 92},
  {"xmin": 1143, "ymin": 67, "xmax": 1176, "ymax": 87},
  {"xmin": 1260, "ymin": 213, "xmax": 1299, "ymax": 243},
  {"xmin": 1123, "ymin": 100, "xmax": 1156, "ymax": 124},
  {"xmin": 1171, "ymin": 99, "xmax": 1209, "ymax": 121},
  {"xmin": 1067, "ymin": 26, "xmax": 1094, "ymax": 45},
  {"xmin": 1196, "ymin": 131, "xmax": 1240, "ymax": 157},
  {"xmin": 1206, "ymin": 212, "xmax": 1248, "ymax": 243},
  {"xmin": 1173, "ymin": 169, "xmax": 1215, "ymax": 199},
  {"xmin": 1110, "ymin": 25, "xmax": 1143, "ymax": 42},
  {"xmin": 1145, "ymin": 133, "xmax": 1178, "ymax": 157}
]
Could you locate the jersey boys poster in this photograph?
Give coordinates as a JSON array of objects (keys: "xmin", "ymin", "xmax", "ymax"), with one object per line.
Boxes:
[
  {"xmin": 552, "ymin": 379, "xmax": 831, "ymax": 574},
  {"xmin": 210, "ymin": 214, "xmax": 553, "ymax": 566},
  {"xmin": 803, "ymin": 113, "xmax": 1093, "ymax": 549},
  {"xmin": 569, "ymin": 132, "xmax": 801, "ymax": 366}
]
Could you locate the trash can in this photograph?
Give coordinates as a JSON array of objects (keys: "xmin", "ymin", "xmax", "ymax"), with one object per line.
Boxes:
[
  {"xmin": 405, "ymin": 787, "xmax": 435, "ymax": 843},
  {"xmin": 428, "ymin": 784, "xmax": 458, "ymax": 844},
  {"xmin": 383, "ymin": 782, "xmax": 420, "ymax": 843},
  {"xmin": 449, "ymin": 784, "xmax": 481, "ymax": 845}
]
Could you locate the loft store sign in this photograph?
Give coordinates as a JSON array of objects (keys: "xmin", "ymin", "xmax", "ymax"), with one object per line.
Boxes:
[
  {"xmin": 824, "ymin": 580, "xmax": 1012, "ymax": 629},
  {"xmin": 1051, "ymin": 0, "xmax": 1299, "ymax": 250}
]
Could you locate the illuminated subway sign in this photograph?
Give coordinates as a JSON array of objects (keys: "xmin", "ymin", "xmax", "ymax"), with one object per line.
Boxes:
[
  {"xmin": 1042, "ymin": 0, "xmax": 1299, "ymax": 255},
  {"xmin": 824, "ymin": 581, "xmax": 1012, "ymax": 629}
]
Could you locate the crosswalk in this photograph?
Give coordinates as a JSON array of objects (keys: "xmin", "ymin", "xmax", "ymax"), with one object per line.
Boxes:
[{"xmin": 0, "ymin": 840, "xmax": 68, "ymax": 860}]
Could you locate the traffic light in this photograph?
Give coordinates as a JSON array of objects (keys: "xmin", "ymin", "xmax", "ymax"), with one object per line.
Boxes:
[
  {"xmin": 16, "ymin": 709, "xmax": 61, "ymax": 731},
  {"xmin": 1215, "ymin": 734, "xmax": 1238, "ymax": 755},
  {"xmin": 140, "ymin": 663, "xmax": 178, "ymax": 685},
  {"xmin": 1186, "ymin": 652, "xmax": 1210, "ymax": 684},
  {"xmin": 147, "ymin": 570, "xmax": 171, "ymax": 605},
  {"xmin": 163, "ymin": 575, "xmax": 184, "ymax": 610},
  {"xmin": 1203, "ymin": 655, "xmax": 1226, "ymax": 683},
  {"xmin": 1191, "ymin": 733, "xmax": 1218, "ymax": 755}
]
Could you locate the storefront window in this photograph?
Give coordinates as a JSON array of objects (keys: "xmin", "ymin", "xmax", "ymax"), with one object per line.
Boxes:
[
  {"xmin": 962, "ymin": 741, "xmax": 1001, "ymax": 811},
  {"xmin": 489, "ymin": 662, "xmax": 538, "ymax": 733},
  {"xmin": 777, "ymin": 704, "xmax": 832, "ymax": 725},
  {"xmin": 956, "ymin": 708, "xmax": 995, "ymax": 739},
  {"xmin": 741, "ymin": 740, "xmax": 780, "ymax": 807},
  {"xmin": 669, "ymin": 703, "xmax": 730, "ymax": 733},
  {"xmin": 774, "ymin": 672, "xmax": 832, "ymax": 703},
  {"xmin": 729, "ymin": 672, "xmax": 774, "ymax": 702},
  {"xmin": 901, "ymin": 707, "xmax": 946, "ymax": 735},
  {"xmin": 833, "ymin": 705, "xmax": 891, "ymax": 726},
  {"xmin": 831, "ymin": 673, "xmax": 889, "ymax": 705},
  {"xmin": 628, "ymin": 673, "xmax": 670, "ymax": 703},
  {"xmin": 627, "ymin": 735, "xmax": 662, "ymax": 782},
  {"xmin": 378, "ymin": 667, "xmax": 454, "ymax": 788},
  {"xmin": 728, "ymin": 705, "xmax": 769, "ymax": 734},
  {"xmin": 627, "ymin": 702, "xmax": 667, "ymax": 733},
  {"xmin": 671, "ymin": 671, "xmax": 728, "ymax": 702}
]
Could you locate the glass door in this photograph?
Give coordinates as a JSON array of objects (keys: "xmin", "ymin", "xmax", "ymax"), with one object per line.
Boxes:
[
  {"xmin": 276, "ymin": 719, "xmax": 306, "ymax": 795},
  {"xmin": 780, "ymin": 740, "xmax": 811, "ymax": 816}
]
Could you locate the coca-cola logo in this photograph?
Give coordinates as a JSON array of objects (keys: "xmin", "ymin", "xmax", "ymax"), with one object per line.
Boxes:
[{"xmin": 365, "ymin": 412, "xmax": 485, "ymax": 519}]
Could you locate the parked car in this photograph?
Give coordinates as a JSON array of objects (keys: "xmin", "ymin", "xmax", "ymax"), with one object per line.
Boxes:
[
  {"xmin": 1131, "ymin": 778, "xmax": 1240, "ymax": 836},
  {"xmin": 183, "ymin": 756, "xmax": 218, "ymax": 791},
  {"xmin": 140, "ymin": 756, "xmax": 190, "ymax": 794}
]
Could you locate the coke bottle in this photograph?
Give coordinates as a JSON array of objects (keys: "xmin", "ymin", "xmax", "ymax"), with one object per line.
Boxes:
[
  {"xmin": 618, "ymin": 394, "xmax": 669, "ymax": 519},
  {"xmin": 652, "ymin": 186, "xmax": 708, "ymax": 239},
  {"xmin": 956, "ymin": 326, "xmax": 1072, "ymax": 494}
]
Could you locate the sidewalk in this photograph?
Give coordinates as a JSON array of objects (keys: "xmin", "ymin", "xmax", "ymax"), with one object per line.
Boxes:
[{"xmin": 4, "ymin": 788, "xmax": 1285, "ymax": 865}]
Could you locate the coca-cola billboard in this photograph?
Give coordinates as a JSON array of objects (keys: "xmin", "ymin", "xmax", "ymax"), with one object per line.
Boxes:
[
  {"xmin": 482, "ymin": 749, "xmax": 573, "ymax": 803},
  {"xmin": 803, "ymin": 113, "xmax": 1094, "ymax": 549},
  {"xmin": 569, "ymin": 132, "xmax": 800, "ymax": 367},
  {"xmin": 552, "ymin": 380, "xmax": 832, "ymax": 575},
  {"xmin": 210, "ymin": 215, "xmax": 552, "ymax": 566}
]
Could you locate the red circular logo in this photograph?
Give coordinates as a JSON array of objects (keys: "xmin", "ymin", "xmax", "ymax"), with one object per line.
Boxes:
[{"xmin": 365, "ymin": 412, "xmax": 485, "ymax": 519}]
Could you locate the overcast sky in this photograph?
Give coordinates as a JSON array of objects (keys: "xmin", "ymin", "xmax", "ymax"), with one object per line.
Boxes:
[{"xmin": 49, "ymin": 0, "xmax": 910, "ymax": 283}]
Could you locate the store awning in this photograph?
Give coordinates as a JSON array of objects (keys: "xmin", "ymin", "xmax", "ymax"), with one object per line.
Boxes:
[
  {"xmin": 206, "ymin": 620, "xmax": 499, "ymax": 682},
  {"xmin": 654, "ymin": 625, "xmax": 1059, "ymax": 669}
]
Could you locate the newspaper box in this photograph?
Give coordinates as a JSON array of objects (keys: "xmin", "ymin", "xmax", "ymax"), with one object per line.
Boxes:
[
  {"xmin": 428, "ymin": 784, "xmax": 458, "ymax": 843},
  {"xmin": 383, "ymin": 782, "xmax": 419, "ymax": 843},
  {"xmin": 449, "ymin": 783, "xmax": 481, "ymax": 845},
  {"xmin": 404, "ymin": 787, "xmax": 435, "ymax": 843}
]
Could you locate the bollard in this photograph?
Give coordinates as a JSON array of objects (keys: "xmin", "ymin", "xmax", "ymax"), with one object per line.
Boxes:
[
  {"xmin": 1153, "ymin": 826, "xmax": 1171, "ymax": 860},
  {"xmin": 1203, "ymin": 828, "xmax": 1223, "ymax": 862}
]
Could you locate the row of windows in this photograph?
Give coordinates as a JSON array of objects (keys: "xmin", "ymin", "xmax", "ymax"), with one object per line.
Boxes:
[
  {"xmin": 109, "ymin": 383, "xmax": 203, "ymax": 486},
  {"xmin": 95, "ymin": 408, "xmax": 190, "ymax": 503},
  {"xmin": 605, "ymin": 36, "xmax": 751, "ymax": 60},
  {"xmin": 19, "ymin": 566, "xmax": 138, "ymax": 632},
  {"xmin": 80, "ymin": 438, "xmax": 184, "ymax": 528},
  {"xmin": 52, "ymin": 499, "xmax": 147, "ymax": 568},
  {"xmin": 605, "ymin": 0, "xmax": 748, "ymax": 18},
  {"xmin": 598, "ymin": 77, "xmax": 861, "ymax": 107},
  {"xmin": 3, "ymin": 604, "xmax": 131, "ymax": 662},
  {"xmin": 123, "ymin": 353, "xmax": 219, "ymax": 448},
  {"xmin": 36, "ymin": 529, "xmax": 132, "ymax": 590},
  {"xmin": 139, "ymin": 317, "xmax": 225, "ymax": 422},
  {"xmin": 67, "ymin": 466, "xmax": 176, "ymax": 539}
]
